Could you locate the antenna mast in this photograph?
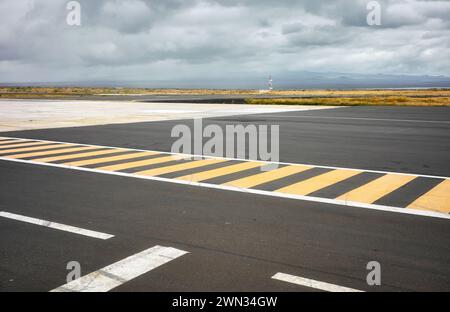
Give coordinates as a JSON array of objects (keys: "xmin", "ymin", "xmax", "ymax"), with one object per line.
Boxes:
[{"xmin": 268, "ymin": 74, "xmax": 273, "ymax": 91}]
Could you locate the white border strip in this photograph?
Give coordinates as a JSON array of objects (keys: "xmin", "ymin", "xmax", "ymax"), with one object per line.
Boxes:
[
  {"xmin": 272, "ymin": 272, "xmax": 364, "ymax": 292},
  {"xmin": 0, "ymin": 211, "xmax": 114, "ymax": 240},
  {"xmin": 1, "ymin": 156, "xmax": 449, "ymax": 220},
  {"xmin": 0, "ymin": 135, "xmax": 448, "ymax": 180},
  {"xmin": 51, "ymin": 245, "xmax": 188, "ymax": 292}
]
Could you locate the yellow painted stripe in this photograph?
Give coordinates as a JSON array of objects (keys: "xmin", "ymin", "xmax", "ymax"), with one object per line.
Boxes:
[
  {"xmin": 225, "ymin": 165, "xmax": 313, "ymax": 188},
  {"xmin": 4, "ymin": 146, "xmax": 101, "ymax": 159},
  {"xmin": 0, "ymin": 141, "xmax": 52, "ymax": 149},
  {"xmin": 175, "ymin": 161, "xmax": 263, "ymax": 182},
  {"xmin": 276, "ymin": 169, "xmax": 362, "ymax": 196},
  {"xmin": 407, "ymin": 179, "xmax": 450, "ymax": 213},
  {"xmin": 0, "ymin": 144, "xmax": 72, "ymax": 155},
  {"xmin": 336, "ymin": 174, "xmax": 416, "ymax": 204},
  {"xmin": 0, "ymin": 139, "xmax": 23, "ymax": 145},
  {"xmin": 30, "ymin": 148, "xmax": 120, "ymax": 163},
  {"xmin": 136, "ymin": 158, "xmax": 228, "ymax": 177},
  {"xmin": 96, "ymin": 155, "xmax": 181, "ymax": 171},
  {"xmin": 62, "ymin": 151, "xmax": 158, "ymax": 167}
]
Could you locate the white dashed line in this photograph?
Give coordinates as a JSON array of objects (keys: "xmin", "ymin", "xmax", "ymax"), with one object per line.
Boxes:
[
  {"xmin": 51, "ymin": 245, "xmax": 188, "ymax": 292},
  {"xmin": 272, "ymin": 272, "xmax": 364, "ymax": 292},
  {"xmin": 0, "ymin": 211, "xmax": 114, "ymax": 240}
]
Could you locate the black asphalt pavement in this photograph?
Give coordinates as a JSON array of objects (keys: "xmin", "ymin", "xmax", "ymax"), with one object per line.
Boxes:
[
  {"xmin": 3, "ymin": 106, "xmax": 450, "ymax": 176},
  {"xmin": 1, "ymin": 106, "xmax": 450, "ymax": 292}
]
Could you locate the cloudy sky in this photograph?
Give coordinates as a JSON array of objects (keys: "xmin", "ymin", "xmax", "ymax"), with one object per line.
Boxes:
[{"xmin": 0, "ymin": 0, "xmax": 449, "ymax": 86}]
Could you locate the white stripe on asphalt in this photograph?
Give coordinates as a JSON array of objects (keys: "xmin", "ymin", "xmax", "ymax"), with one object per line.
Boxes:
[
  {"xmin": 272, "ymin": 272, "xmax": 364, "ymax": 292},
  {"xmin": 51, "ymin": 245, "xmax": 188, "ymax": 292},
  {"xmin": 0, "ymin": 211, "xmax": 114, "ymax": 240}
]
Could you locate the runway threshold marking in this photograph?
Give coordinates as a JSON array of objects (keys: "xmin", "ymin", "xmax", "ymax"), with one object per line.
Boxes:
[
  {"xmin": 272, "ymin": 272, "xmax": 363, "ymax": 292},
  {"xmin": 0, "ymin": 211, "xmax": 114, "ymax": 240},
  {"xmin": 51, "ymin": 245, "xmax": 188, "ymax": 292},
  {"xmin": 0, "ymin": 136, "xmax": 449, "ymax": 219}
]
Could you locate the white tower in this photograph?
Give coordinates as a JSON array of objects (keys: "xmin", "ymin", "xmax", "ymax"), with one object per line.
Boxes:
[{"xmin": 268, "ymin": 74, "xmax": 273, "ymax": 91}]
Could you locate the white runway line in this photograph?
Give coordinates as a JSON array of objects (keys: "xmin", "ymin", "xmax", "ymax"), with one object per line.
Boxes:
[
  {"xmin": 272, "ymin": 272, "xmax": 364, "ymax": 292},
  {"xmin": 0, "ymin": 211, "xmax": 114, "ymax": 240},
  {"xmin": 51, "ymin": 245, "xmax": 188, "ymax": 292}
]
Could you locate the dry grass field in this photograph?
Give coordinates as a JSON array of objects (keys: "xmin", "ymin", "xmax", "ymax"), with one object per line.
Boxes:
[
  {"xmin": 246, "ymin": 96, "xmax": 450, "ymax": 107},
  {"xmin": 0, "ymin": 87, "xmax": 258, "ymax": 97},
  {"xmin": 1, "ymin": 87, "xmax": 450, "ymax": 97},
  {"xmin": 1, "ymin": 87, "xmax": 450, "ymax": 106}
]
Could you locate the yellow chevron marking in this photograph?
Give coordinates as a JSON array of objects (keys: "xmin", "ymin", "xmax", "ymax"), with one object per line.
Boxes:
[
  {"xmin": 225, "ymin": 165, "xmax": 313, "ymax": 188},
  {"xmin": 0, "ymin": 141, "xmax": 52, "ymax": 149},
  {"xmin": 408, "ymin": 179, "xmax": 450, "ymax": 213},
  {"xmin": 276, "ymin": 169, "xmax": 362, "ymax": 196},
  {"xmin": 31, "ymin": 148, "xmax": 121, "ymax": 163},
  {"xmin": 175, "ymin": 161, "xmax": 263, "ymax": 182},
  {"xmin": 337, "ymin": 174, "xmax": 416, "ymax": 204},
  {"xmin": 63, "ymin": 151, "xmax": 158, "ymax": 167},
  {"xmin": 0, "ymin": 144, "xmax": 72, "ymax": 155},
  {"xmin": 4, "ymin": 146, "xmax": 100, "ymax": 159},
  {"xmin": 0, "ymin": 139, "xmax": 24, "ymax": 145},
  {"xmin": 136, "ymin": 158, "xmax": 228, "ymax": 177},
  {"xmin": 96, "ymin": 155, "xmax": 183, "ymax": 171}
]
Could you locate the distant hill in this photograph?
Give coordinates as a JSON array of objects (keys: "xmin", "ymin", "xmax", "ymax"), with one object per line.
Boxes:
[{"xmin": 1, "ymin": 72, "xmax": 449, "ymax": 90}]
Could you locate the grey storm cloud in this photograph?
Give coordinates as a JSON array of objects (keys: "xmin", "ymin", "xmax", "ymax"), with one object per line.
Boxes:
[{"xmin": 0, "ymin": 0, "xmax": 449, "ymax": 83}]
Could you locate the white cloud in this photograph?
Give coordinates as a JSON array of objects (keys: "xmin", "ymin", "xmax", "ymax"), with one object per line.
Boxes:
[{"xmin": 0, "ymin": 0, "xmax": 449, "ymax": 83}]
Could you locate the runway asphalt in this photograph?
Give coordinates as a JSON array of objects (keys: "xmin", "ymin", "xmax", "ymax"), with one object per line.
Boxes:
[
  {"xmin": 0, "ymin": 105, "xmax": 449, "ymax": 292},
  {"xmin": 4, "ymin": 106, "xmax": 449, "ymax": 176}
]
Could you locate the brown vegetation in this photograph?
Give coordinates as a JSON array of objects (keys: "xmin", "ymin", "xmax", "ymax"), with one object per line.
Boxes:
[
  {"xmin": 245, "ymin": 96, "xmax": 450, "ymax": 107},
  {"xmin": 1, "ymin": 87, "xmax": 450, "ymax": 97},
  {"xmin": 1, "ymin": 87, "xmax": 450, "ymax": 106}
]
